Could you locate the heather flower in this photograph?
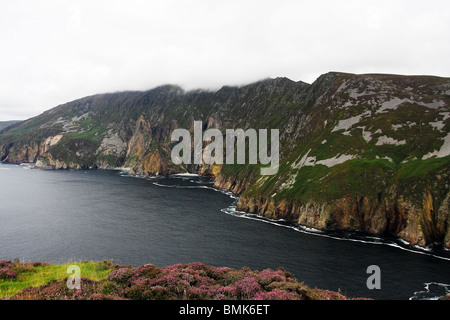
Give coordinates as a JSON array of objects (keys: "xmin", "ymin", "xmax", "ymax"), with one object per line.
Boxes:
[
  {"xmin": 89, "ymin": 293, "xmax": 122, "ymax": 300},
  {"xmin": 125, "ymin": 286, "xmax": 146, "ymax": 300},
  {"xmin": 146, "ymin": 286, "xmax": 169, "ymax": 300},
  {"xmin": 2, "ymin": 262, "xmax": 365, "ymax": 301},
  {"xmin": 266, "ymin": 280, "xmax": 308, "ymax": 296},
  {"xmin": 162, "ymin": 264, "xmax": 183, "ymax": 272},
  {"xmin": 0, "ymin": 260, "xmax": 12, "ymax": 268},
  {"xmin": 206, "ymin": 266, "xmax": 233, "ymax": 281},
  {"xmin": 97, "ymin": 280, "xmax": 125, "ymax": 297},
  {"xmin": 219, "ymin": 285, "xmax": 238, "ymax": 298},
  {"xmin": 22, "ymin": 262, "xmax": 49, "ymax": 268},
  {"xmin": 186, "ymin": 262, "xmax": 209, "ymax": 271},
  {"xmin": 221, "ymin": 270, "xmax": 246, "ymax": 286},
  {"xmin": 26, "ymin": 280, "xmax": 71, "ymax": 300},
  {"xmin": 186, "ymin": 286, "xmax": 204, "ymax": 299},
  {"xmin": 108, "ymin": 267, "xmax": 134, "ymax": 283},
  {"xmin": 187, "ymin": 284, "xmax": 221, "ymax": 300},
  {"xmin": 258, "ymin": 269, "xmax": 287, "ymax": 285},
  {"xmin": 126, "ymin": 281, "xmax": 172, "ymax": 300},
  {"xmin": 214, "ymin": 293, "xmax": 227, "ymax": 300},
  {"xmin": 234, "ymin": 277, "xmax": 262, "ymax": 299},
  {"xmin": 309, "ymin": 289, "xmax": 349, "ymax": 300},
  {"xmin": 213, "ymin": 266, "xmax": 233, "ymax": 273},
  {"xmin": 0, "ymin": 268, "xmax": 18, "ymax": 279},
  {"xmin": 254, "ymin": 289, "xmax": 297, "ymax": 300},
  {"xmin": 134, "ymin": 264, "xmax": 161, "ymax": 279},
  {"xmin": 180, "ymin": 271, "xmax": 214, "ymax": 287}
]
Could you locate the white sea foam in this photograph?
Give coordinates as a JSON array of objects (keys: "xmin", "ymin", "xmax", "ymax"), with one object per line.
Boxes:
[
  {"xmin": 221, "ymin": 206, "xmax": 450, "ymax": 262},
  {"xmin": 19, "ymin": 163, "xmax": 35, "ymax": 169},
  {"xmin": 172, "ymin": 173, "xmax": 200, "ymax": 177},
  {"xmin": 409, "ymin": 282, "xmax": 450, "ymax": 300},
  {"xmin": 153, "ymin": 182, "xmax": 204, "ymax": 189}
]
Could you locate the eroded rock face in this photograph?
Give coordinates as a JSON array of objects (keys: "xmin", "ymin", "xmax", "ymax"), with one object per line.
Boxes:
[
  {"xmin": 214, "ymin": 175, "xmax": 249, "ymax": 195},
  {"xmin": 236, "ymin": 189, "xmax": 450, "ymax": 248},
  {"xmin": 130, "ymin": 151, "xmax": 163, "ymax": 175},
  {"xmin": 41, "ymin": 135, "xmax": 63, "ymax": 153}
]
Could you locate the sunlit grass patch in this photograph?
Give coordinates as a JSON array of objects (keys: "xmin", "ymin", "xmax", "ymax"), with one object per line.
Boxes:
[{"xmin": 0, "ymin": 260, "xmax": 113, "ymax": 298}]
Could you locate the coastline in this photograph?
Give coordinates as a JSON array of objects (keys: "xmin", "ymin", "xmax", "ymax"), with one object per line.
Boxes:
[{"xmin": 6, "ymin": 161, "xmax": 450, "ymax": 261}]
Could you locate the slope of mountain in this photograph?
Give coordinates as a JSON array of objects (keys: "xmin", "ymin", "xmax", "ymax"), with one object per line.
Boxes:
[
  {"xmin": 0, "ymin": 120, "xmax": 21, "ymax": 132},
  {"xmin": 1, "ymin": 72, "xmax": 449, "ymax": 248}
]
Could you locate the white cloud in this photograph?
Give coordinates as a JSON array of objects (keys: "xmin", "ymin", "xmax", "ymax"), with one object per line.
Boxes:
[{"xmin": 0, "ymin": 0, "xmax": 449, "ymax": 120}]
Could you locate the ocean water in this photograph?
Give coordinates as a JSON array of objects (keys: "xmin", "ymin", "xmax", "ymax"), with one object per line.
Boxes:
[{"xmin": 0, "ymin": 162, "xmax": 449, "ymax": 300}]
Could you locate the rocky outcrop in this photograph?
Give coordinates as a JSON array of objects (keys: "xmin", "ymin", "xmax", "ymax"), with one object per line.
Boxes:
[{"xmin": 214, "ymin": 174, "xmax": 250, "ymax": 194}]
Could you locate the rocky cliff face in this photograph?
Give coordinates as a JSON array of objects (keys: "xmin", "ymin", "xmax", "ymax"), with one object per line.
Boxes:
[
  {"xmin": 234, "ymin": 73, "xmax": 450, "ymax": 248},
  {"xmin": 236, "ymin": 185, "xmax": 450, "ymax": 248},
  {"xmin": 1, "ymin": 72, "xmax": 449, "ymax": 248}
]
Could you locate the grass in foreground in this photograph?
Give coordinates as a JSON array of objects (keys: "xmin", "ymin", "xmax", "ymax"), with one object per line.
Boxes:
[{"xmin": 0, "ymin": 260, "xmax": 112, "ymax": 298}]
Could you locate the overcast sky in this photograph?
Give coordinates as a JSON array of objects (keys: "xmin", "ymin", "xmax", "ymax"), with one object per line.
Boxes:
[{"xmin": 0, "ymin": 0, "xmax": 449, "ymax": 121}]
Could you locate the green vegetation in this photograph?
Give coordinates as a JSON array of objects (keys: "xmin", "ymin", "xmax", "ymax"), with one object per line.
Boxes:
[
  {"xmin": 97, "ymin": 153, "xmax": 122, "ymax": 168},
  {"xmin": 65, "ymin": 129, "xmax": 102, "ymax": 145},
  {"xmin": 124, "ymin": 153, "xmax": 141, "ymax": 168},
  {"xmin": 396, "ymin": 156, "xmax": 450, "ymax": 180},
  {"xmin": 0, "ymin": 121, "xmax": 21, "ymax": 132},
  {"xmin": 149, "ymin": 139, "xmax": 159, "ymax": 153},
  {"xmin": 0, "ymin": 260, "xmax": 112, "ymax": 298}
]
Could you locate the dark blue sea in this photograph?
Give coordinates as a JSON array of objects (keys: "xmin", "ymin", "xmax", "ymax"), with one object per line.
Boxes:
[{"xmin": 0, "ymin": 162, "xmax": 449, "ymax": 300}]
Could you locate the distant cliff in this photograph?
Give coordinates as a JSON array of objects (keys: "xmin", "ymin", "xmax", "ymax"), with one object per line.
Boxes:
[
  {"xmin": 0, "ymin": 120, "xmax": 21, "ymax": 132},
  {"xmin": 1, "ymin": 72, "xmax": 449, "ymax": 249}
]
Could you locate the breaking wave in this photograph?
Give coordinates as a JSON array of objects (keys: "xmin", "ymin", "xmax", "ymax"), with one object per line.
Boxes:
[{"xmin": 409, "ymin": 282, "xmax": 450, "ymax": 300}]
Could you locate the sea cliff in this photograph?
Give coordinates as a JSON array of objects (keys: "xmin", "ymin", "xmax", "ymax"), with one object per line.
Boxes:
[{"xmin": 1, "ymin": 72, "xmax": 449, "ymax": 248}]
